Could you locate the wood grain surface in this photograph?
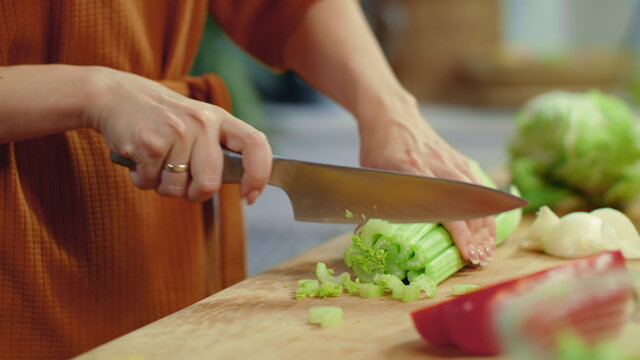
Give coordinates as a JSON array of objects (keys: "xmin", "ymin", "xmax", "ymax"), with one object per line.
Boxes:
[{"xmin": 76, "ymin": 217, "xmax": 640, "ymax": 360}]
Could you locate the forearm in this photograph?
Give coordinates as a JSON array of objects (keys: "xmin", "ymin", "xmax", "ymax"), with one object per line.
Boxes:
[
  {"xmin": 0, "ymin": 64, "xmax": 101, "ymax": 143},
  {"xmin": 284, "ymin": 0, "xmax": 417, "ymax": 124}
]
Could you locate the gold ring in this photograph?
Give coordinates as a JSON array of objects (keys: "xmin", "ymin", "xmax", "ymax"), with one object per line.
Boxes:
[{"xmin": 163, "ymin": 163, "xmax": 189, "ymax": 173}]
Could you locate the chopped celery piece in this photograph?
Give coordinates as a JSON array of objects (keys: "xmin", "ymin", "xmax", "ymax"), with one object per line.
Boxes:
[
  {"xmin": 374, "ymin": 273, "xmax": 404, "ymax": 290},
  {"xmin": 343, "ymin": 278, "xmax": 359, "ymax": 295},
  {"xmin": 401, "ymin": 284, "xmax": 421, "ymax": 302},
  {"xmin": 295, "ymin": 263, "xmax": 353, "ymax": 299},
  {"xmin": 344, "ymin": 209, "xmax": 354, "ymax": 219},
  {"xmin": 308, "ymin": 306, "xmax": 343, "ymax": 328},
  {"xmin": 317, "ymin": 281, "xmax": 343, "ymax": 298},
  {"xmin": 406, "ymin": 270, "xmax": 421, "ymax": 283},
  {"xmin": 315, "ymin": 262, "xmax": 350, "ymax": 284},
  {"xmin": 391, "ymin": 286, "xmax": 404, "ymax": 299},
  {"xmin": 296, "ymin": 280, "xmax": 320, "ymax": 299},
  {"xmin": 410, "ymin": 274, "xmax": 437, "ymax": 298},
  {"xmin": 451, "ymin": 284, "xmax": 480, "ymax": 296},
  {"xmin": 358, "ymin": 283, "xmax": 385, "ymax": 298}
]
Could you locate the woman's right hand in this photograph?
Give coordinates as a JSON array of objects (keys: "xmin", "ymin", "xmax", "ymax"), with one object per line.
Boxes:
[{"xmin": 83, "ymin": 67, "xmax": 272, "ymax": 204}]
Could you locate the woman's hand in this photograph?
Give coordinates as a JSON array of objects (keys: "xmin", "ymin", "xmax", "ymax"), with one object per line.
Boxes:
[
  {"xmin": 83, "ymin": 67, "xmax": 272, "ymax": 203},
  {"xmin": 282, "ymin": 0, "xmax": 495, "ymax": 264},
  {"xmin": 357, "ymin": 97, "xmax": 496, "ymax": 266}
]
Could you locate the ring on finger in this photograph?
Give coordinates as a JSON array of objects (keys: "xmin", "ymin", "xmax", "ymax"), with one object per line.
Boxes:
[{"xmin": 163, "ymin": 163, "xmax": 189, "ymax": 173}]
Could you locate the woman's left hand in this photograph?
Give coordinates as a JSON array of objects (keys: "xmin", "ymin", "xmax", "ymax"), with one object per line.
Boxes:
[{"xmin": 356, "ymin": 98, "xmax": 496, "ymax": 266}]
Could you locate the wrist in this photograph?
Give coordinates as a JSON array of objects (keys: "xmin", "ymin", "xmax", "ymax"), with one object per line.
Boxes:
[
  {"xmin": 74, "ymin": 65, "xmax": 114, "ymax": 131},
  {"xmin": 353, "ymin": 87, "xmax": 421, "ymax": 130}
]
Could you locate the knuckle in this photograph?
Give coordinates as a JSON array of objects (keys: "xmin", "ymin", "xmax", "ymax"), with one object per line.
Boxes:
[
  {"xmin": 136, "ymin": 132, "xmax": 166, "ymax": 159},
  {"xmin": 192, "ymin": 176, "xmax": 221, "ymax": 196},
  {"xmin": 243, "ymin": 130, "xmax": 268, "ymax": 148},
  {"xmin": 167, "ymin": 117, "xmax": 188, "ymax": 140},
  {"xmin": 190, "ymin": 108, "xmax": 211, "ymax": 124},
  {"xmin": 157, "ymin": 184, "xmax": 185, "ymax": 198}
]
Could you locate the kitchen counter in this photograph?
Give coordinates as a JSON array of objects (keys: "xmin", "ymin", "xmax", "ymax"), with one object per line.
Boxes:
[{"xmin": 76, "ymin": 218, "xmax": 640, "ymax": 359}]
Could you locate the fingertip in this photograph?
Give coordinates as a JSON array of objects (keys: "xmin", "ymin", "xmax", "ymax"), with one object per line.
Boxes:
[
  {"xmin": 243, "ymin": 189, "xmax": 261, "ymax": 205},
  {"xmin": 129, "ymin": 170, "xmax": 153, "ymax": 190},
  {"xmin": 468, "ymin": 244, "xmax": 480, "ymax": 265}
]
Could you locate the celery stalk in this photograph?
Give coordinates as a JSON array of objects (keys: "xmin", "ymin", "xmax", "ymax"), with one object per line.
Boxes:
[
  {"xmin": 424, "ymin": 246, "xmax": 466, "ymax": 285},
  {"xmin": 333, "ymin": 162, "xmax": 524, "ymax": 302},
  {"xmin": 400, "ymin": 226, "xmax": 452, "ymax": 270},
  {"xmin": 495, "ymin": 186, "xmax": 523, "ymax": 245}
]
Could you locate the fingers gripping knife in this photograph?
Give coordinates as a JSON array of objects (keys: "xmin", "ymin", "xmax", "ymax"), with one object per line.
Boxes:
[{"xmin": 110, "ymin": 150, "xmax": 527, "ymax": 224}]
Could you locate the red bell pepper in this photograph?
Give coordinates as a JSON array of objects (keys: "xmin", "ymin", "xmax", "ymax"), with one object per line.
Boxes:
[{"xmin": 411, "ymin": 250, "xmax": 634, "ymax": 356}]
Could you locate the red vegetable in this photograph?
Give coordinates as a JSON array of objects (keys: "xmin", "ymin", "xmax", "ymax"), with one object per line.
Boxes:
[{"xmin": 411, "ymin": 251, "xmax": 633, "ymax": 355}]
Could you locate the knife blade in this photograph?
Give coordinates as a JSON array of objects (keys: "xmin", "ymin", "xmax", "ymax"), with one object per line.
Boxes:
[{"xmin": 110, "ymin": 150, "xmax": 527, "ymax": 224}]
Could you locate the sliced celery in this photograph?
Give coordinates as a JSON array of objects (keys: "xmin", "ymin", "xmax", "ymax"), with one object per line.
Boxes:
[
  {"xmin": 337, "ymin": 163, "xmax": 524, "ymax": 300},
  {"xmin": 344, "ymin": 209, "xmax": 354, "ymax": 219},
  {"xmin": 308, "ymin": 306, "xmax": 343, "ymax": 328},
  {"xmin": 343, "ymin": 277, "xmax": 359, "ymax": 295},
  {"xmin": 391, "ymin": 286, "xmax": 404, "ymax": 299},
  {"xmin": 358, "ymin": 283, "xmax": 385, "ymax": 298},
  {"xmin": 401, "ymin": 284, "xmax": 421, "ymax": 302},
  {"xmin": 295, "ymin": 263, "xmax": 355, "ymax": 299},
  {"xmin": 296, "ymin": 280, "xmax": 320, "ymax": 300},
  {"xmin": 411, "ymin": 274, "xmax": 437, "ymax": 298},
  {"xmin": 451, "ymin": 284, "xmax": 480, "ymax": 296},
  {"xmin": 406, "ymin": 270, "xmax": 422, "ymax": 283},
  {"xmin": 373, "ymin": 273, "xmax": 404, "ymax": 289}
]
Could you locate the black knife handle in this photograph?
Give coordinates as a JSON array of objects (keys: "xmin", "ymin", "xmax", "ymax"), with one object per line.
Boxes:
[
  {"xmin": 110, "ymin": 152, "xmax": 137, "ymax": 170},
  {"xmin": 109, "ymin": 150, "xmax": 243, "ymax": 184}
]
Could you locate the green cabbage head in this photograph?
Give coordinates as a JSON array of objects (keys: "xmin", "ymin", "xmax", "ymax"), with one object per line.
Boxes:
[{"xmin": 509, "ymin": 90, "xmax": 640, "ymax": 210}]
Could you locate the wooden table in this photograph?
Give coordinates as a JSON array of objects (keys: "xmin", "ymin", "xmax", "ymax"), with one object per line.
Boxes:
[{"xmin": 76, "ymin": 219, "xmax": 640, "ymax": 360}]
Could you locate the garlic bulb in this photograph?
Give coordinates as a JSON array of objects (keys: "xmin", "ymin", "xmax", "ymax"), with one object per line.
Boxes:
[{"xmin": 523, "ymin": 206, "xmax": 640, "ymax": 259}]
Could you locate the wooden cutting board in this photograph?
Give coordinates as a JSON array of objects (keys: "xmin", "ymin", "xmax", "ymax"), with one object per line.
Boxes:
[{"xmin": 76, "ymin": 217, "xmax": 640, "ymax": 360}]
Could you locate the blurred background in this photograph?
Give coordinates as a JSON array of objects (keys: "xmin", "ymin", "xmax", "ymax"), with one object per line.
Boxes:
[{"xmin": 191, "ymin": 0, "xmax": 640, "ymax": 275}]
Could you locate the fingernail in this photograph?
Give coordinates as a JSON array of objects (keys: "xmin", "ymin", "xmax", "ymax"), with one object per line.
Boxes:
[
  {"xmin": 476, "ymin": 246, "xmax": 486, "ymax": 262},
  {"xmin": 468, "ymin": 245, "xmax": 479, "ymax": 265},
  {"xmin": 484, "ymin": 243, "xmax": 494, "ymax": 258},
  {"xmin": 243, "ymin": 190, "xmax": 260, "ymax": 205}
]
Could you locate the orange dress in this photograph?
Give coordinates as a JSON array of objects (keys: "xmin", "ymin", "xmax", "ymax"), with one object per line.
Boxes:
[{"xmin": 0, "ymin": 1, "xmax": 317, "ymax": 358}]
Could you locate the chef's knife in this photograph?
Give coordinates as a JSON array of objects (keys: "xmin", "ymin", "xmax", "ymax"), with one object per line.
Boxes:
[{"xmin": 110, "ymin": 150, "xmax": 527, "ymax": 224}]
